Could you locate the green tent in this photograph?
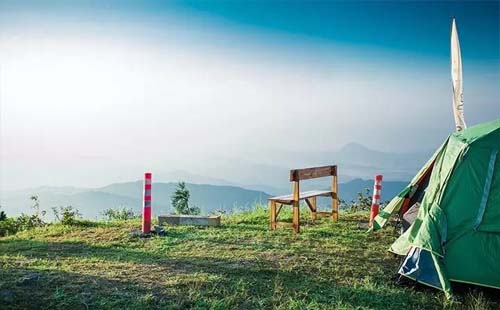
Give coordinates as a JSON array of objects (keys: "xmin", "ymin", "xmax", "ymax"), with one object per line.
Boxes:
[{"xmin": 372, "ymin": 118, "xmax": 500, "ymax": 296}]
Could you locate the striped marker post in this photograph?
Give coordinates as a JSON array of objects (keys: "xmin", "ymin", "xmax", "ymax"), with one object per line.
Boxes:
[
  {"xmin": 369, "ymin": 175, "xmax": 383, "ymax": 227},
  {"xmin": 142, "ymin": 172, "xmax": 152, "ymax": 234}
]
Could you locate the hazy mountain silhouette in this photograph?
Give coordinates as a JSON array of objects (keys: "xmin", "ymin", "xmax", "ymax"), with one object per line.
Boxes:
[
  {"xmin": 0, "ymin": 182, "xmax": 270, "ymax": 219},
  {"xmin": 266, "ymin": 142, "xmax": 431, "ymax": 182},
  {"xmin": 163, "ymin": 143, "xmax": 426, "ymax": 195},
  {"xmin": 337, "ymin": 178, "xmax": 406, "ymax": 203},
  {"xmin": 0, "ymin": 178, "xmax": 407, "ymax": 220},
  {"xmin": 1, "ymin": 143, "xmax": 417, "ymax": 219}
]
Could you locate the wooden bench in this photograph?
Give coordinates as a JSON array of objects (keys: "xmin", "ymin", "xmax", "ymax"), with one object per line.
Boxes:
[{"xmin": 268, "ymin": 165, "xmax": 338, "ymax": 234}]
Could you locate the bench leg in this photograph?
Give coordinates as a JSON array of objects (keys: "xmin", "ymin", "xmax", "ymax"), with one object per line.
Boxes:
[
  {"xmin": 269, "ymin": 201, "xmax": 276, "ymax": 230},
  {"xmin": 292, "ymin": 201, "xmax": 300, "ymax": 234},
  {"xmin": 332, "ymin": 175, "xmax": 339, "ymax": 222},
  {"xmin": 310, "ymin": 197, "xmax": 317, "ymax": 220},
  {"xmin": 331, "ymin": 196, "xmax": 339, "ymax": 222}
]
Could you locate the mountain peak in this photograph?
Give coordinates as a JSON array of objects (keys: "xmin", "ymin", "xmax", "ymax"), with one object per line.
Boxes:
[{"xmin": 339, "ymin": 142, "xmax": 377, "ymax": 154}]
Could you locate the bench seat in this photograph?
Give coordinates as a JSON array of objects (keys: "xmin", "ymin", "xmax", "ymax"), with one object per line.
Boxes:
[
  {"xmin": 269, "ymin": 190, "xmax": 333, "ymax": 204},
  {"xmin": 269, "ymin": 164, "xmax": 338, "ymax": 234}
]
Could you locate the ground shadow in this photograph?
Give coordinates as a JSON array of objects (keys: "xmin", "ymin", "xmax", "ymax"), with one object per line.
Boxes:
[{"xmin": 0, "ymin": 239, "xmax": 446, "ymax": 310}]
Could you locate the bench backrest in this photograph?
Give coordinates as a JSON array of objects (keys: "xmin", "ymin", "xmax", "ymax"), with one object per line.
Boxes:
[
  {"xmin": 289, "ymin": 165, "xmax": 337, "ymax": 182},
  {"xmin": 288, "ymin": 164, "xmax": 338, "ymax": 202}
]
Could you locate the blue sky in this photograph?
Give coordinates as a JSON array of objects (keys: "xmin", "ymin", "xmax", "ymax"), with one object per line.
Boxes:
[
  {"xmin": 176, "ymin": 1, "xmax": 499, "ymax": 61},
  {"xmin": 0, "ymin": 1, "xmax": 499, "ymax": 189},
  {"xmin": 2, "ymin": 1, "xmax": 498, "ymax": 61}
]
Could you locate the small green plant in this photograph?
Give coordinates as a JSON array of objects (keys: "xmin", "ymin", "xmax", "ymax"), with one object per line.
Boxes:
[
  {"xmin": 349, "ymin": 188, "xmax": 372, "ymax": 212},
  {"xmin": 212, "ymin": 208, "xmax": 227, "ymax": 216},
  {"xmin": 13, "ymin": 195, "xmax": 47, "ymax": 231},
  {"xmin": 0, "ymin": 217, "xmax": 17, "ymax": 236},
  {"xmin": 52, "ymin": 206, "xmax": 82, "ymax": 225},
  {"xmin": 30, "ymin": 195, "xmax": 46, "ymax": 219},
  {"xmin": 337, "ymin": 197, "xmax": 347, "ymax": 209},
  {"xmin": 15, "ymin": 213, "xmax": 45, "ymax": 231},
  {"xmin": 102, "ymin": 207, "xmax": 138, "ymax": 221},
  {"xmin": 0, "ymin": 200, "xmax": 47, "ymax": 236},
  {"xmin": 171, "ymin": 181, "xmax": 200, "ymax": 215},
  {"xmin": 0, "ymin": 205, "xmax": 6, "ymax": 221}
]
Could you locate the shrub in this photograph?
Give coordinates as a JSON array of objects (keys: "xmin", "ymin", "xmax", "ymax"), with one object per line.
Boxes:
[
  {"xmin": 52, "ymin": 206, "xmax": 82, "ymax": 225},
  {"xmin": 0, "ymin": 198, "xmax": 48, "ymax": 236},
  {"xmin": 15, "ymin": 213, "xmax": 45, "ymax": 231},
  {"xmin": 0, "ymin": 201, "xmax": 47, "ymax": 236},
  {"xmin": 345, "ymin": 188, "xmax": 390, "ymax": 212},
  {"xmin": 171, "ymin": 181, "xmax": 200, "ymax": 215},
  {"xmin": 0, "ymin": 217, "xmax": 18, "ymax": 236},
  {"xmin": 337, "ymin": 198, "xmax": 348, "ymax": 210},
  {"xmin": 102, "ymin": 207, "xmax": 138, "ymax": 221},
  {"xmin": 0, "ymin": 205, "xmax": 6, "ymax": 221},
  {"xmin": 349, "ymin": 188, "xmax": 372, "ymax": 212},
  {"xmin": 15, "ymin": 195, "xmax": 48, "ymax": 229}
]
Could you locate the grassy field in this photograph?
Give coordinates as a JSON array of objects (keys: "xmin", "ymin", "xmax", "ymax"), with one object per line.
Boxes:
[{"xmin": 0, "ymin": 207, "xmax": 497, "ymax": 309}]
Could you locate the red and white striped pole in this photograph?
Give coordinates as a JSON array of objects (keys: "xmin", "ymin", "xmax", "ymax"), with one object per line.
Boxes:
[
  {"xmin": 369, "ymin": 175, "xmax": 383, "ymax": 227},
  {"xmin": 142, "ymin": 172, "xmax": 152, "ymax": 234}
]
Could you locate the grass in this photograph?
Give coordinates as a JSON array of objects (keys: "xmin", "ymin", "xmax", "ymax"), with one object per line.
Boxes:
[{"xmin": 0, "ymin": 206, "xmax": 497, "ymax": 309}]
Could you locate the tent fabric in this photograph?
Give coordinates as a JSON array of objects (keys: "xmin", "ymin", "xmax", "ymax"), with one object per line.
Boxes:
[
  {"xmin": 402, "ymin": 203, "xmax": 420, "ymax": 232},
  {"xmin": 474, "ymin": 150, "xmax": 498, "ymax": 229},
  {"xmin": 374, "ymin": 118, "xmax": 500, "ymax": 296},
  {"xmin": 399, "ymin": 247, "xmax": 443, "ymax": 290},
  {"xmin": 370, "ymin": 141, "xmax": 447, "ymax": 231}
]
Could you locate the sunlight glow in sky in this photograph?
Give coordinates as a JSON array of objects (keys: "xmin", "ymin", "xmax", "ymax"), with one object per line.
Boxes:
[{"xmin": 0, "ymin": 1, "xmax": 499, "ymax": 189}]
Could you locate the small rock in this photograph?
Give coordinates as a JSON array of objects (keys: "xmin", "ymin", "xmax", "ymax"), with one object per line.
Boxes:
[
  {"xmin": 357, "ymin": 222, "xmax": 369, "ymax": 229},
  {"xmin": 17, "ymin": 272, "xmax": 40, "ymax": 286},
  {"xmin": 153, "ymin": 225, "xmax": 166, "ymax": 236},
  {"xmin": 0, "ymin": 290, "xmax": 15, "ymax": 303}
]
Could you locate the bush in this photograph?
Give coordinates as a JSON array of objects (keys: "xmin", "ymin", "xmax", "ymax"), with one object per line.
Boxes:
[
  {"xmin": 15, "ymin": 195, "xmax": 48, "ymax": 230},
  {"xmin": 349, "ymin": 188, "xmax": 372, "ymax": 212},
  {"xmin": 0, "ymin": 218, "xmax": 18, "ymax": 236},
  {"xmin": 16, "ymin": 213, "xmax": 46, "ymax": 231},
  {"xmin": 0, "ymin": 205, "xmax": 6, "ymax": 221},
  {"xmin": 0, "ymin": 197, "xmax": 47, "ymax": 236},
  {"xmin": 102, "ymin": 207, "xmax": 138, "ymax": 221},
  {"xmin": 52, "ymin": 206, "xmax": 81, "ymax": 225},
  {"xmin": 16, "ymin": 195, "xmax": 47, "ymax": 230},
  {"xmin": 344, "ymin": 188, "xmax": 390, "ymax": 212},
  {"xmin": 0, "ymin": 213, "xmax": 45, "ymax": 236}
]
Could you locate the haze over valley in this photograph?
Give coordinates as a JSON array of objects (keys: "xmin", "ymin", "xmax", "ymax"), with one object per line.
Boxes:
[{"xmin": 1, "ymin": 142, "xmax": 422, "ymax": 218}]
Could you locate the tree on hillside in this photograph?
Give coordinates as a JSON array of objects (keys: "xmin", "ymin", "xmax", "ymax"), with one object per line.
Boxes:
[{"xmin": 171, "ymin": 182, "xmax": 200, "ymax": 215}]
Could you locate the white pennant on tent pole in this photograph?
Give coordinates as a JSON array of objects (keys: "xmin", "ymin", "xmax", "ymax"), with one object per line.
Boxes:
[{"xmin": 451, "ymin": 18, "xmax": 466, "ymax": 131}]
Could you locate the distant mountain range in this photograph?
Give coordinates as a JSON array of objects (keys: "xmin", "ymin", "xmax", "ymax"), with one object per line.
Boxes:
[
  {"xmin": 337, "ymin": 178, "xmax": 406, "ymax": 203},
  {"xmin": 167, "ymin": 142, "xmax": 431, "ymax": 194},
  {"xmin": 0, "ymin": 142, "xmax": 422, "ymax": 219},
  {"xmin": 268, "ymin": 142, "xmax": 431, "ymax": 182},
  {"xmin": 0, "ymin": 178, "xmax": 407, "ymax": 220},
  {"xmin": 0, "ymin": 182, "xmax": 270, "ymax": 219}
]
